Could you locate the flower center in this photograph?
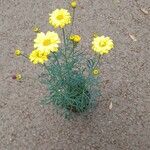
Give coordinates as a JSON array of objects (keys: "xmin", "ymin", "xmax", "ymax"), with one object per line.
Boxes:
[
  {"xmin": 43, "ymin": 39, "xmax": 52, "ymax": 46},
  {"xmin": 56, "ymin": 14, "xmax": 64, "ymax": 20},
  {"xmin": 36, "ymin": 52, "xmax": 42, "ymax": 58},
  {"xmin": 93, "ymin": 70, "xmax": 99, "ymax": 75},
  {"xmin": 99, "ymin": 41, "xmax": 107, "ymax": 47}
]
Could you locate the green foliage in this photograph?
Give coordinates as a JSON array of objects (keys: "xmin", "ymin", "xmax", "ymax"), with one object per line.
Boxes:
[{"xmin": 41, "ymin": 38, "xmax": 101, "ymax": 117}]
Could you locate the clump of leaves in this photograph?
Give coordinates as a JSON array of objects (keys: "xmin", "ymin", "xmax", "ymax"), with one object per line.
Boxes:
[{"xmin": 41, "ymin": 39, "xmax": 101, "ymax": 117}]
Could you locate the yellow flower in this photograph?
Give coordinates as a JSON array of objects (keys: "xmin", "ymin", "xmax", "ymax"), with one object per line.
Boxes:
[
  {"xmin": 49, "ymin": 9, "xmax": 71, "ymax": 28},
  {"xmin": 34, "ymin": 31, "xmax": 61, "ymax": 54},
  {"xmin": 33, "ymin": 26, "xmax": 40, "ymax": 33},
  {"xmin": 15, "ymin": 49, "xmax": 22, "ymax": 56},
  {"xmin": 92, "ymin": 68, "xmax": 100, "ymax": 76},
  {"xmin": 16, "ymin": 73, "xmax": 22, "ymax": 80},
  {"xmin": 70, "ymin": 34, "xmax": 81, "ymax": 43},
  {"xmin": 71, "ymin": 1, "xmax": 77, "ymax": 8},
  {"xmin": 29, "ymin": 49, "xmax": 49, "ymax": 64},
  {"xmin": 92, "ymin": 36, "xmax": 114, "ymax": 55}
]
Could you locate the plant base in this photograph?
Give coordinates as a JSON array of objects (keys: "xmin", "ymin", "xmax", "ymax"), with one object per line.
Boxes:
[{"xmin": 66, "ymin": 90, "xmax": 91, "ymax": 113}]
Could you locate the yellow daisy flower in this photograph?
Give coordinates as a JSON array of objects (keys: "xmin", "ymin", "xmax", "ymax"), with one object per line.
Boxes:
[
  {"xmin": 29, "ymin": 49, "xmax": 49, "ymax": 64},
  {"xmin": 49, "ymin": 9, "xmax": 71, "ymax": 28},
  {"xmin": 15, "ymin": 49, "xmax": 22, "ymax": 56},
  {"xmin": 71, "ymin": 1, "xmax": 77, "ymax": 8},
  {"xmin": 34, "ymin": 31, "xmax": 61, "ymax": 54},
  {"xmin": 92, "ymin": 36, "xmax": 114, "ymax": 55},
  {"xmin": 70, "ymin": 34, "xmax": 81, "ymax": 43}
]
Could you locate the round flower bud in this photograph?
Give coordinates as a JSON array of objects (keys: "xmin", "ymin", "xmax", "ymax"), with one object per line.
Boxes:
[
  {"xmin": 71, "ymin": 1, "xmax": 77, "ymax": 8},
  {"xmin": 70, "ymin": 34, "xmax": 81, "ymax": 43},
  {"xmin": 15, "ymin": 49, "xmax": 22, "ymax": 56}
]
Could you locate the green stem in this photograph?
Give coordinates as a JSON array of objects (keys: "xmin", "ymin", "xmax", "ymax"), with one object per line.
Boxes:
[
  {"xmin": 62, "ymin": 28, "xmax": 66, "ymax": 52},
  {"xmin": 94, "ymin": 55, "xmax": 101, "ymax": 68},
  {"xmin": 62, "ymin": 28, "xmax": 68, "ymax": 63},
  {"xmin": 52, "ymin": 52, "xmax": 61, "ymax": 68},
  {"xmin": 43, "ymin": 63, "xmax": 51, "ymax": 75},
  {"xmin": 70, "ymin": 8, "xmax": 75, "ymax": 35},
  {"xmin": 52, "ymin": 52, "xmax": 63, "ymax": 80},
  {"xmin": 22, "ymin": 54, "xmax": 29, "ymax": 59},
  {"xmin": 69, "ymin": 42, "xmax": 76, "ymax": 57}
]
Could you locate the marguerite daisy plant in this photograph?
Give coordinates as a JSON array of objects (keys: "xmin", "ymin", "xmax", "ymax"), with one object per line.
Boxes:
[{"xmin": 14, "ymin": 2, "xmax": 114, "ymax": 118}]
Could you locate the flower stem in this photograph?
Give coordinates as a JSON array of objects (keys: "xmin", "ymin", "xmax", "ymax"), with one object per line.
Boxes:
[
  {"xmin": 69, "ymin": 42, "xmax": 76, "ymax": 57},
  {"xmin": 52, "ymin": 52, "xmax": 61, "ymax": 68},
  {"xmin": 95, "ymin": 55, "xmax": 101, "ymax": 68},
  {"xmin": 62, "ymin": 28, "xmax": 68, "ymax": 63},
  {"xmin": 43, "ymin": 63, "xmax": 51, "ymax": 75},
  {"xmin": 52, "ymin": 52, "xmax": 63, "ymax": 80},
  {"xmin": 62, "ymin": 28, "xmax": 66, "ymax": 51},
  {"xmin": 70, "ymin": 8, "xmax": 75, "ymax": 35},
  {"xmin": 22, "ymin": 54, "xmax": 29, "ymax": 59}
]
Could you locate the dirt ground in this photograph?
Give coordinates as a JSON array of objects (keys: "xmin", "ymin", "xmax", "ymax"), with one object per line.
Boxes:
[{"xmin": 0, "ymin": 0, "xmax": 150, "ymax": 149}]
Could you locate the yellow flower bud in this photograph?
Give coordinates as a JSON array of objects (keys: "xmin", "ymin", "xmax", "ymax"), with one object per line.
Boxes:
[
  {"xmin": 33, "ymin": 26, "xmax": 40, "ymax": 33},
  {"xmin": 71, "ymin": 1, "xmax": 77, "ymax": 8},
  {"xmin": 93, "ymin": 33, "xmax": 98, "ymax": 38},
  {"xmin": 70, "ymin": 34, "xmax": 81, "ymax": 43},
  {"xmin": 69, "ymin": 35, "xmax": 74, "ymax": 40},
  {"xmin": 15, "ymin": 49, "xmax": 22, "ymax": 56},
  {"xmin": 16, "ymin": 73, "xmax": 22, "ymax": 80},
  {"xmin": 92, "ymin": 68, "xmax": 100, "ymax": 76}
]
